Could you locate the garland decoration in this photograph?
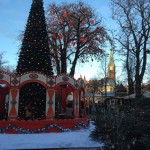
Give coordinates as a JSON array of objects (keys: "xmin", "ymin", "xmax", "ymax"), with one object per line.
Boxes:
[{"xmin": 0, "ymin": 122, "xmax": 88, "ymax": 134}]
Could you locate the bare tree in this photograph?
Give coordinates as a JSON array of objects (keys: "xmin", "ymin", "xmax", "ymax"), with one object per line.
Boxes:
[
  {"xmin": 98, "ymin": 54, "xmax": 109, "ymax": 97},
  {"xmin": 87, "ymin": 79, "xmax": 99, "ymax": 107},
  {"xmin": 120, "ymin": 32, "xmax": 135, "ymax": 95},
  {"xmin": 47, "ymin": 1, "xmax": 112, "ymax": 77},
  {"xmin": 0, "ymin": 51, "xmax": 7, "ymax": 70},
  {"xmin": 146, "ymin": 63, "xmax": 150, "ymax": 82},
  {"xmin": 0, "ymin": 51, "xmax": 15, "ymax": 73},
  {"xmin": 111, "ymin": 0, "xmax": 150, "ymax": 97}
]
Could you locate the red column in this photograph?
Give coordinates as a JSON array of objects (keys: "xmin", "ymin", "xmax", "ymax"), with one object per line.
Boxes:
[
  {"xmin": 74, "ymin": 90, "xmax": 79, "ymax": 118},
  {"xmin": 8, "ymin": 89, "xmax": 19, "ymax": 120},
  {"xmin": 46, "ymin": 89, "xmax": 55, "ymax": 119}
]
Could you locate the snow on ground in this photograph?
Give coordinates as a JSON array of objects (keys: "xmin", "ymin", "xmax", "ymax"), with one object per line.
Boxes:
[
  {"xmin": 0, "ymin": 122, "xmax": 103, "ymax": 150},
  {"xmin": 124, "ymin": 91, "xmax": 150, "ymax": 99}
]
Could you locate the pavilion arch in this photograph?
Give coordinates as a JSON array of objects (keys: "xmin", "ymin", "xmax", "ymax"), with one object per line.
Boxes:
[
  {"xmin": 0, "ymin": 70, "xmax": 12, "ymax": 88},
  {"xmin": 0, "ymin": 81, "xmax": 10, "ymax": 120},
  {"xmin": 55, "ymin": 82, "xmax": 75, "ymax": 118},
  {"xmin": 0, "ymin": 80, "xmax": 11, "ymax": 89},
  {"xmin": 19, "ymin": 79, "xmax": 47, "ymax": 89},
  {"xmin": 0, "ymin": 70, "xmax": 87, "ymax": 120},
  {"xmin": 18, "ymin": 81, "xmax": 47, "ymax": 120}
]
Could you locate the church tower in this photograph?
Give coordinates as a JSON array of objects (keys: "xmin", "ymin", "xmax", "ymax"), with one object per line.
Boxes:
[{"xmin": 108, "ymin": 49, "xmax": 115, "ymax": 81}]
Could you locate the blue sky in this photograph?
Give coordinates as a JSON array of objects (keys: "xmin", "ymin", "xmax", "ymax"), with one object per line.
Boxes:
[{"xmin": 0, "ymin": 0, "xmax": 117, "ymax": 80}]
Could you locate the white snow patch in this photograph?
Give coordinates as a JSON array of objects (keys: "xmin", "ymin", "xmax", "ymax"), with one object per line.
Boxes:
[{"xmin": 0, "ymin": 122, "xmax": 103, "ymax": 149}]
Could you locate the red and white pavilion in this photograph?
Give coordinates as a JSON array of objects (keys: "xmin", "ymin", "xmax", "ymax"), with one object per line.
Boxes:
[{"xmin": 0, "ymin": 70, "xmax": 89, "ymax": 133}]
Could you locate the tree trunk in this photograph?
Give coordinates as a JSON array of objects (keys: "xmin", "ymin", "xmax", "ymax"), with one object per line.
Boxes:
[
  {"xmin": 56, "ymin": 59, "xmax": 61, "ymax": 75},
  {"xmin": 69, "ymin": 56, "xmax": 78, "ymax": 77},
  {"xmin": 135, "ymin": 48, "xmax": 141, "ymax": 98},
  {"xmin": 135, "ymin": 45, "xmax": 147, "ymax": 98},
  {"xmin": 61, "ymin": 48, "xmax": 67, "ymax": 74},
  {"xmin": 129, "ymin": 80, "xmax": 134, "ymax": 95},
  {"xmin": 126, "ymin": 50, "xmax": 134, "ymax": 95},
  {"xmin": 69, "ymin": 23, "xmax": 80, "ymax": 77},
  {"xmin": 135, "ymin": 78, "xmax": 142, "ymax": 98}
]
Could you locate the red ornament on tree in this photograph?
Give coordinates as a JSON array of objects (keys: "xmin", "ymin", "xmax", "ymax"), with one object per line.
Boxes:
[
  {"xmin": 54, "ymin": 52, "xmax": 58, "ymax": 56},
  {"xmin": 63, "ymin": 12, "xmax": 67, "ymax": 17},
  {"xmin": 90, "ymin": 20, "xmax": 94, "ymax": 24},
  {"xmin": 58, "ymin": 19, "xmax": 62, "ymax": 23},
  {"xmin": 52, "ymin": 34, "xmax": 56, "ymax": 39},
  {"xmin": 69, "ymin": 22, "xmax": 73, "ymax": 26},
  {"xmin": 96, "ymin": 37, "xmax": 101, "ymax": 42},
  {"xmin": 80, "ymin": 38, "xmax": 85, "ymax": 43},
  {"xmin": 58, "ymin": 34, "xmax": 63, "ymax": 39},
  {"xmin": 81, "ymin": 21, "xmax": 85, "ymax": 26},
  {"xmin": 51, "ymin": 15, "xmax": 55, "ymax": 20},
  {"xmin": 50, "ymin": 9, "xmax": 54, "ymax": 15},
  {"xmin": 99, "ymin": 49, "xmax": 103, "ymax": 54}
]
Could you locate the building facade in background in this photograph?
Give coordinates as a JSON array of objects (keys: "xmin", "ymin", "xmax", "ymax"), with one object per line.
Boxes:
[
  {"xmin": 98, "ymin": 49, "xmax": 116, "ymax": 98},
  {"xmin": 83, "ymin": 49, "xmax": 116, "ymax": 104}
]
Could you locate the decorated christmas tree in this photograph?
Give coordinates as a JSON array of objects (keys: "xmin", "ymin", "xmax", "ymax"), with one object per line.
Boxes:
[
  {"xmin": 16, "ymin": 0, "xmax": 53, "ymax": 120},
  {"xmin": 16, "ymin": 0, "xmax": 53, "ymax": 75}
]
